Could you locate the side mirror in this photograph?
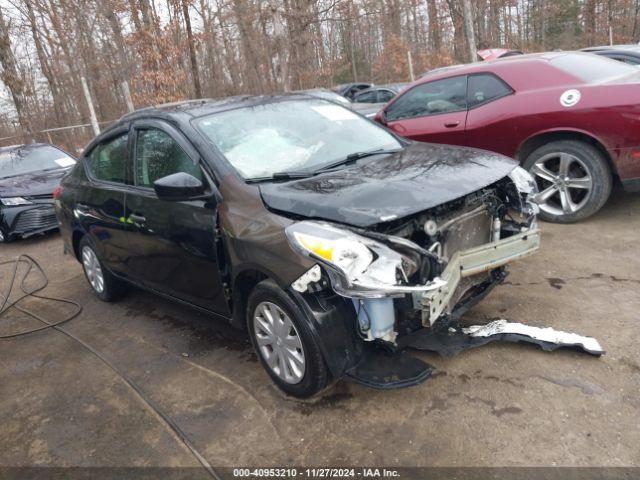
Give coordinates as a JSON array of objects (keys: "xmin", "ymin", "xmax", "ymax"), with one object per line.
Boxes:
[
  {"xmin": 154, "ymin": 172, "xmax": 207, "ymax": 201},
  {"xmin": 374, "ymin": 109, "xmax": 387, "ymax": 125}
]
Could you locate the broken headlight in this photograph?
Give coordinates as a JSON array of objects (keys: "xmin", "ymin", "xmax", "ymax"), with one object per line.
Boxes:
[
  {"xmin": 286, "ymin": 221, "xmax": 441, "ymax": 298},
  {"xmin": 507, "ymin": 166, "xmax": 540, "ymax": 220},
  {"xmin": 508, "ymin": 166, "xmax": 537, "ymax": 196}
]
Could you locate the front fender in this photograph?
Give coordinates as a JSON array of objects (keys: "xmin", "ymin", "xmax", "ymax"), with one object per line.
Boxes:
[{"xmin": 287, "ymin": 287, "xmax": 364, "ymax": 379}]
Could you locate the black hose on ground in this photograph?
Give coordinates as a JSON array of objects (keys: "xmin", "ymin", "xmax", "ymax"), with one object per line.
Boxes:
[
  {"xmin": 0, "ymin": 254, "xmax": 220, "ymax": 480},
  {"xmin": 0, "ymin": 254, "xmax": 82, "ymax": 338}
]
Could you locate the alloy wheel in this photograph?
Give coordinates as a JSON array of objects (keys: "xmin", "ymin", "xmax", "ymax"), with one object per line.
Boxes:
[
  {"xmin": 530, "ymin": 152, "xmax": 593, "ymax": 217},
  {"xmin": 82, "ymin": 245, "xmax": 105, "ymax": 294},
  {"xmin": 253, "ymin": 301, "xmax": 305, "ymax": 384}
]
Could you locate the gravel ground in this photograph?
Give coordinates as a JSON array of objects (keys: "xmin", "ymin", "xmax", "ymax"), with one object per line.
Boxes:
[{"xmin": 0, "ymin": 190, "xmax": 638, "ymax": 472}]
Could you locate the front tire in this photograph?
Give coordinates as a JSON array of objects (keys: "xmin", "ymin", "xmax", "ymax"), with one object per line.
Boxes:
[
  {"xmin": 523, "ymin": 140, "xmax": 612, "ymax": 223},
  {"xmin": 247, "ymin": 280, "xmax": 329, "ymax": 398},
  {"xmin": 79, "ymin": 236, "xmax": 126, "ymax": 302}
]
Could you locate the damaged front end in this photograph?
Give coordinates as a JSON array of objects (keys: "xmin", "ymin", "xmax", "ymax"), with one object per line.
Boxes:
[{"xmin": 285, "ymin": 167, "xmax": 603, "ymax": 388}]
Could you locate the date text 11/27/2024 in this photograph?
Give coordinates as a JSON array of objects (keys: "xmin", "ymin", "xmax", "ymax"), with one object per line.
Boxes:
[{"xmin": 232, "ymin": 468, "xmax": 401, "ymax": 478}]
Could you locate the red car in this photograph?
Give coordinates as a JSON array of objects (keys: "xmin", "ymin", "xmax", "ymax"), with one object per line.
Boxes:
[
  {"xmin": 477, "ymin": 48, "xmax": 523, "ymax": 61},
  {"xmin": 375, "ymin": 51, "xmax": 640, "ymax": 222}
]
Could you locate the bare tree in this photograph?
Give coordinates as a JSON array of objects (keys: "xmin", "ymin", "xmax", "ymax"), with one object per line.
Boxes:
[
  {"xmin": 2, "ymin": 0, "xmax": 640, "ymax": 150},
  {"xmin": 0, "ymin": 6, "xmax": 33, "ymax": 139},
  {"xmin": 182, "ymin": 0, "xmax": 202, "ymax": 97},
  {"xmin": 461, "ymin": 0, "xmax": 477, "ymax": 62}
]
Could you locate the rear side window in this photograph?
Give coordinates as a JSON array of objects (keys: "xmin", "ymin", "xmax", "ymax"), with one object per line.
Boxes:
[
  {"xmin": 135, "ymin": 128, "xmax": 203, "ymax": 188},
  {"xmin": 467, "ymin": 74, "xmax": 512, "ymax": 108},
  {"xmin": 385, "ymin": 77, "xmax": 467, "ymax": 121},
  {"xmin": 86, "ymin": 133, "xmax": 129, "ymax": 184}
]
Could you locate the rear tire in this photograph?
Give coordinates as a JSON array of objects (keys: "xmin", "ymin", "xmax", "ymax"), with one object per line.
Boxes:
[
  {"xmin": 522, "ymin": 140, "xmax": 612, "ymax": 223},
  {"xmin": 246, "ymin": 279, "xmax": 329, "ymax": 398},
  {"xmin": 79, "ymin": 236, "xmax": 126, "ymax": 302}
]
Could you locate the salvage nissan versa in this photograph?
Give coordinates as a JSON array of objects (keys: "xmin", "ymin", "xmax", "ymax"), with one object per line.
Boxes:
[{"xmin": 54, "ymin": 95, "xmax": 542, "ymax": 397}]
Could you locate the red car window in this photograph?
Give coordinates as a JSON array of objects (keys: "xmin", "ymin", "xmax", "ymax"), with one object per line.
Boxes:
[
  {"xmin": 467, "ymin": 74, "xmax": 513, "ymax": 108},
  {"xmin": 386, "ymin": 76, "xmax": 467, "ymax": 121}
]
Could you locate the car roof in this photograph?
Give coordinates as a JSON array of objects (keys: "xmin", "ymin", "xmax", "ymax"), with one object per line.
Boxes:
[
  {"xmin": 297, "ymin": 88, "xmax": 337, "ymax": 94},
  {"xmin": 92, "ymin": 94, "xmax": 339, "ymax": 149},
  {"xmin": 415, "ymin": 51, "xmax": 593, "ymax": 88},
  {"xmin": 378, "ymin": 83, "xmax": 408, "ymax": 90},
  {"xmin": 355, "ymin": 83, "xmax": 407, "ymax": 95},
  {"xmin": 117, "ymin": 93, "xmax": 318, "ymax": 124}
]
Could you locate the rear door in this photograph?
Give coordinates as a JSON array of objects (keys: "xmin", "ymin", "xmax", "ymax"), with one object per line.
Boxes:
[
  {"xmin": 124, "ymin": 120, "xmax": 230, "ymax": 316},
  {"xmin": 76, "ymin": 129, "xmax": 131, "ymax": 276},
  {"xmin": 383, "ymin": 76, "xmax": 468, "ymax": 145}
]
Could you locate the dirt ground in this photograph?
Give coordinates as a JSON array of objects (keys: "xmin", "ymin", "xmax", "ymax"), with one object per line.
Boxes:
[{"xmin": 0, "ymin": 190, "xmax": 639, "ymax": 472}]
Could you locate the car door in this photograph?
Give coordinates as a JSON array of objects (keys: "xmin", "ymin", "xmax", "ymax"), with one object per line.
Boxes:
[
  {"xmin": 464, "ymin": 73, "xmax": 516, "ymax": 156},
  {"xmin": 77, "ymin": 128, "xmax": 131, "ymax": 276},
  {"xmin": 382, "ymin": 76, "xmax": 468, "ymax": 145},
  {"xmin": 124, "ymin": 120, "xmax": 230, "ymax": 316}
]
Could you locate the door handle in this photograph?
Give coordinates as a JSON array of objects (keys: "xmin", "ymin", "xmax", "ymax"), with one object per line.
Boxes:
[
  {"xmin": 444, "ymin": 121, "xmax": 460, "ymax": 128},
  {"xmin": 129, "ymin": 214, "xmax": 146, "ymax": 225}
]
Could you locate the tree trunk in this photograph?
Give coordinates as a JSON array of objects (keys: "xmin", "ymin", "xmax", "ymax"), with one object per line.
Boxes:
[
  {"xmin": 584, "ymin": 0, "xmax": 597, "ymax": 44},
  {"xmin": 182, "ymin": 0, "xmax": 202, "ymax": 97},
  {"xmin": 461, "ymin": 0, "xmax": 477, "ymax": 62},
  {"xmin": 199, "ymin": 0, "xmax": 222, "ymax": 95},
  {"xmin": 0, "ymin": 7, "xmax": 33, "ymax": 139},
  {"xmin": 427, "ymin": 0, "xmax": 441, "ymax": 51}
]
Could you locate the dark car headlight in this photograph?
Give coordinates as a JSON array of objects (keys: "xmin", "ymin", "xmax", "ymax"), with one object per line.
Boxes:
[{"xmin": 0, "ymin": 197, "xmax": 33, "ymax": 206}]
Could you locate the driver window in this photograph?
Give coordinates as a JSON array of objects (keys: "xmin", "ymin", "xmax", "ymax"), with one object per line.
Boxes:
[
  {"xmin": 385, "ymin": 77, "xmax": 467, "ymax": 121},
  {"xmin": 135, "ymin": 128, "xmax": 203, "ymax": 188}
]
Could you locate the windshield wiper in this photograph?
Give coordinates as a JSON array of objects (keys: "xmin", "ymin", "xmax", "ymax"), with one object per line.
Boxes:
[
  {"xmin": 246, "ymin": 171, "xmax": 316, "ymax": 183},
  {"xmin": 245, "ymin": 148, "xmax": 402, "ymax": 183},
  {"xmin": 313, "ymin": 148, "xmax": 402, "ymax": 173}
]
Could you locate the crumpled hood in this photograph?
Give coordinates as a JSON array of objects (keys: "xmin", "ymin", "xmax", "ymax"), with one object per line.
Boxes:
[
  {"xmin": 0, "ymin": 168, "xmax": 68, "ymax": 198},
  {"xmin": 259, "ymin": 142, "xmax": 518, "ymax": 227}
]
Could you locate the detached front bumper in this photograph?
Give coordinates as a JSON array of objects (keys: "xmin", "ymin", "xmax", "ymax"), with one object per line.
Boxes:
[{"xmin": 421, "ymin": 228, "xmax": 541, "ymax": 326}]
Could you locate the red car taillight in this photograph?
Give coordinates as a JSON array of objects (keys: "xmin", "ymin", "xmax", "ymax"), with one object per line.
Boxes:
[{"xmin": 53, "ymin": 186, "xmax": 62, "ymax": 200}]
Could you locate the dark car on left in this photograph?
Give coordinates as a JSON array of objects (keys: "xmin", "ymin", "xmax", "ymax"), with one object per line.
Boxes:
[{"xmin": 0, "ymin": 143, "xmax": 76, "ymax": 242}]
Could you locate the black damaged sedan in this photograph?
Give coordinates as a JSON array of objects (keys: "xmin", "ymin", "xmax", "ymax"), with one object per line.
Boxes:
[
  {"xmin": 1, "ymin": 143, "xmax": 76, "ymax": 242},
  {"xmin": 55, "ymin": 95, "xmax": 540, "ymax": 398}
]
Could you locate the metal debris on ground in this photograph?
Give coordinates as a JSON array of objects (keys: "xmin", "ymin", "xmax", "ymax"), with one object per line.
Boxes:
[{"xmin": 402, "ymin": 318, "xmax": 605, "ymax": 358}]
